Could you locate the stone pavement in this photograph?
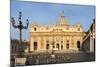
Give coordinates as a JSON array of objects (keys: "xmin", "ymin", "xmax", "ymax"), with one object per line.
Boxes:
[{"xmin": 23, "ymin": 51, "xmax": 95, "ymax": 66}]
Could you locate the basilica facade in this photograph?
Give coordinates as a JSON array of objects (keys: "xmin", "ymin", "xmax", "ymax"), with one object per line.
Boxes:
[{"xmin": 29, "ymin": 11, "xmax": 85, "ymax": 53}]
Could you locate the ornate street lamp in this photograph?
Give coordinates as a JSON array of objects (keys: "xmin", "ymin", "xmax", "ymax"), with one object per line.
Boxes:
[{"xmin": 11, "ymin": 12, "xmax": 29, "ymax": 57}]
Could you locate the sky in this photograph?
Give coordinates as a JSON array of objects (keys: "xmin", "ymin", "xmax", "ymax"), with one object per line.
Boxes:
[{"xmin": 10, "ymin": 0, "xmax": 95, "ymax": 41}]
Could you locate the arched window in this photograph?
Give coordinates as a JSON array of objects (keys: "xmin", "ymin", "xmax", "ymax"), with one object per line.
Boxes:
[
  {"xmin": 77, "ymin": 41, "xmax": 80, "ymax": 51},
  {"xmin": 67, "ymin": 40, "xmax": 69, "ymax": 43},
  {"xmin": 34, "ymin": 27, "xmax": 37, "ymax": 31},
  {"xmin": 46, "ymin": 40, "xmax": 49, "ymax": 43},
  {"xmin": 61, "ymin": 45, "xmax": 63, "ymax": 50},
  {"xmin": 46, "ymin": 44, "xmax": 49, "ymax": 50},
  {"xmin": 34, "ymin": 42, "xmax": 37, "ymax": 50},
  {"xmin": 56, "ymin": 43, "xmax": 59, "ymax": 49},
  {"xmin": 61, "ymin": 41, "xmax": 63, "ymax": 43},
  {"xmin": 53, "ymin": 45, "xmax": 55, "ymax": 48},
  {"xmin": 66, "ymin": 44, "xmax": 69, "ymax": 49}
]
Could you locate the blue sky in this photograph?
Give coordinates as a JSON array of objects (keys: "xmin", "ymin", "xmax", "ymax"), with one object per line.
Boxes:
[{"xmin": 11, "ymin": 0, "xmax": 95, "ymax": 41}]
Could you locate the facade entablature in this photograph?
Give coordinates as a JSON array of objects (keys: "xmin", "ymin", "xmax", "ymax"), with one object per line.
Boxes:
[
  {"xmin": 30, "ymin": 32, "xmax": 85, "ymax": 36},
  {"xmin": 30, "ymin": 25, "xmax": 83, "ymax": 33}
]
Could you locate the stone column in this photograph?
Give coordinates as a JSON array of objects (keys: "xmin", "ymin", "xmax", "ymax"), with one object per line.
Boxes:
[
  {"xmin": 37, "ymin": 37, "xmax": 41, "ymax": 52},
  {"xmin": 90, "ymin": 34, "xmax": 94, "ymax": 52},
  {"xmin": 63, "ymin": 36, "xmax": 66, "ymax": 50},
  {"xmin": 30, "ymin": 37, "xmax": 34, "ymax": 52}
]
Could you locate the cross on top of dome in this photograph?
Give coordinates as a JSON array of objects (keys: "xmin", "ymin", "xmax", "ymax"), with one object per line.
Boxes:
[{"xmin": 60, "ymin": 11, "xmax": 65, "ymax": 17}]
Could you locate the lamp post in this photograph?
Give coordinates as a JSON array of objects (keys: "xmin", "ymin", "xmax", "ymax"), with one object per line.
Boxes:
[{"xmin": 11, "ymin": 12, "xmax": 29, "ymax": 57}]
